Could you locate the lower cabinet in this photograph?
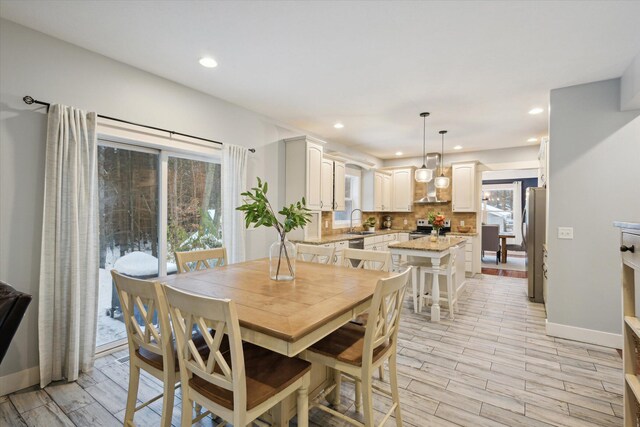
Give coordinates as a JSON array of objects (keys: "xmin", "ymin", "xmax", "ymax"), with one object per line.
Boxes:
[
  {"xmin": 453, "ymin": 235, "xmax": 481, "ymax": 275},
  {"xmin": 321, "ymin": 240, "xmax": 348, "ymax": 265}
]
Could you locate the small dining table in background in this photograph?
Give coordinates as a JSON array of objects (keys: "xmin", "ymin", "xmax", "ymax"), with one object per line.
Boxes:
[{"xmin": 499, "ymin": 233, "xmax": 516, "ymax": 263}]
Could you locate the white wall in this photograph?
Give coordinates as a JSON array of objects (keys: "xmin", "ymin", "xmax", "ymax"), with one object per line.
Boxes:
[
  {"xmin": 546, "ymin": 78, "xmax": 640, "ymax": 346},
  {"xmin": 0, "ymin": 19, "xmax": 381, "ymax": 383},
  {"xmin": 383, "ymin": 144, "xmax": 540, "ymax": 170}
]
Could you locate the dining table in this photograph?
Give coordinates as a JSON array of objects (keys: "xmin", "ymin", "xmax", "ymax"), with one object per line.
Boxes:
[
  {"xmin": 159, "ymin": 258, "xmax": 393, "ymax": 426},
  {"xmin": 499, "ymin": 233, "xmax": 516, "ymax": 263}
]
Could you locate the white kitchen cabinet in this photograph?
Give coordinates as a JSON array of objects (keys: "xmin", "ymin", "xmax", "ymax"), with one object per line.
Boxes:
[
  {"xmin": 452, "ymin": 162, "xmax": 477, "ymax": 212},
  {"xmin": 333, "ymin": 161, "xmax": 346, "ymax": 211},
  {"xmin": 321, "ymin": 158, "xmax": 334, "ymax": 211},
  {"xmin": 538, "ymin": 138, "xmax": 548, "ymax": 187},
  {"xmin": 363, "ymin": 170, "xmax": 392, "ymax": 212},
  {"xmin": 284, "ymin": 136, "xmax": 323, "ymax": 211},
  {"xmin": 391, "ymin": 168, "xmax": 415, "ymax": 212}
]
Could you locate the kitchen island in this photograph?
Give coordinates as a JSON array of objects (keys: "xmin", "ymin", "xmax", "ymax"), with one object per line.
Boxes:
[{"xmin": 389, "ymin": 236, "xmax": 466, "ymax": 322}]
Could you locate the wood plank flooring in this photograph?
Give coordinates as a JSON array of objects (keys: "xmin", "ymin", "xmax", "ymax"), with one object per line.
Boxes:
[{"xmin": 1, "ymin": 274, "xmax": 622, "ymax": 426}]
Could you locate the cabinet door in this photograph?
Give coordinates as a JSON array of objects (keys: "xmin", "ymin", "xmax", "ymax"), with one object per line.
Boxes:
[
  {"xmin": 306, "ymin": 143, "xmax": 323, "ymax": 210},
  {"xmin": 320, "ymin": 158, "xmax": 334, "ymax": 211},
  {"xmin": 381, "ymin": 173, "xmax": 392, "ymax": 211},
  {"xmin": 392, "ymin": 169, "xmax": 413, "ymax": 212},
  {"xmin": 373, "ymin": 173, "xmax": 384, "ymax": 211},
  {"xmin": 333, "ymin": 161, "xmax": 346, "ymax": 211},
  {"xmin": 452, "ymin": 163, "xmax": 476, "ymax": 212}
]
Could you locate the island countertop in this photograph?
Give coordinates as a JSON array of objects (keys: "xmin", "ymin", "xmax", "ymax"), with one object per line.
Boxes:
[
  {"xmin": 388, "ymin": 236, "xmax": 466, "ymax": 252},
  {"xmin": 292, "ymin": 229, "xmax": 407, "ymax": 245}
]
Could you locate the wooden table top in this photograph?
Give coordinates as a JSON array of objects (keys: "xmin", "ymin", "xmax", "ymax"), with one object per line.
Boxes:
[
  {"xmin": 499, "ymin": 233, "xmax": 516, "ymax": 238},
  {"xmin": 388, "ymin": 236, "xmax": 466, "ymax": 252},
  {"xmin": 160, "ymin": 258, "xmax": 392, "ymax": 343}
]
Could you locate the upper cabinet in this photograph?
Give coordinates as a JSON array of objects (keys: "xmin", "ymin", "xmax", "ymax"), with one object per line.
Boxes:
[
  {"xmin": 321, "ymin": 158, "xmax": 334, "ymax": 211},
  {"xmin": 391, "ymin": 167, "xmax": 415, "ymax": 212},
  {"xmin": 285, "ymin": 136, "xmax": 323, "ymax": 211},
  {"xmin": 363, "ymin": 170, "xmax": 392, "ymax": 212},
  {"xmin": 333, "ymin": 161, "xmax": 346, "ymax": 211},
  {"xmin": 452, "ymin": 162, "xmax": 477, "ymax": 212}
]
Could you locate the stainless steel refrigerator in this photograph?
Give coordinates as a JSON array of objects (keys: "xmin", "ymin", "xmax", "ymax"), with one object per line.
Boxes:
[{"xmin": 524, "ymin": 187, "xmax": 546, "ymax": 303}]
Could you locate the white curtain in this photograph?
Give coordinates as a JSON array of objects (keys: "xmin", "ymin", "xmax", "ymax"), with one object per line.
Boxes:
[
  {"xmin": 38, "ymin": 105, "xmax": 99, "ymax": 387},
  {"xmin": 222, "ymin": 144, "xmax": 248, "ymax": 264}
]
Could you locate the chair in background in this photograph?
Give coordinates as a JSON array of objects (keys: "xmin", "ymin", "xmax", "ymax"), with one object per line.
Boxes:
[
  {"xmin": 303, "ymin": 268, "xmax": 411, "ymax": 427},
  {"xmin": 481, "ymin": 224, "xmax": 501, "ymax": 264},
  {"xmin": 0, "ymin": 281, "xmax": 32, "ymax": 364},
  {"xmin": 296, "ymin": 243, "xmax": 336, "ymax": 264},
  {"xmin": 342, "ymin": 248, "xmax": 390, "ymax": 272},
  {"xmin": 163, "ymin": 284, "xmax": 311, "ymax": 427},
  {"xmin": 420, "ymin": 249, "xmax": 459, "ymax": 319},
  {"xmin": 111, "ymin": 270, "xmax": 179, "ymax": 427},
  {"xmin": 175, "ymin": 248, "xmax": 227, "ymax": 273}
]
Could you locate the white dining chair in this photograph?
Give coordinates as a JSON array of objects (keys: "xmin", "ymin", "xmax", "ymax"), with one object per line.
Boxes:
[
  {"xmin": 420, "ymin": 249, "xmax": 459, "ymax": 318},
  {"xmin": 342, "ymin": 248, "xmax": 390, "ymax": 272},
  {"xmin": 296, "ymin": 243, "xmax": 336, "ymax": 264},
  {"xmin": 175, "ymin": 247, "xmax": 228, "ymax": 273}
]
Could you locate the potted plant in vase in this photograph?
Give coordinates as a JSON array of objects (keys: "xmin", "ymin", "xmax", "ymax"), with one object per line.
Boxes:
[
  {"xmin": 364, "ymin": 216, "xmax": 377, "ymax": 232},
  {"xmin": 428, "ymin": 212, "xmax": 446, "ymax": 242},
  {"xmin": 237, "ymin": 178, "xmax": 311, "ymax": 281}
]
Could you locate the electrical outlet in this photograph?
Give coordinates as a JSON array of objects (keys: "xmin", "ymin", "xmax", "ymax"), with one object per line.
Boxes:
[
  {"xmin": 324, "ymin": 220, "xmax": 329, "ymax": 228},
  {"xmin": 460, "ymin": 220, "xmax": 465, "ymax": 226},
  {"xmin": 403, "ymin": 219, "xmax": 408, "ymax": 225},
  {"xmin": 558, "ymin": 227, "xmax": 573, "ymax": 239}
]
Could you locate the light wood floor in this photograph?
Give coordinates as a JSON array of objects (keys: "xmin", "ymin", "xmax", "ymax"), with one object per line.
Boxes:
[{"xmin": 1, "ymin": 274, "xmax": 623, "ymax": 426}]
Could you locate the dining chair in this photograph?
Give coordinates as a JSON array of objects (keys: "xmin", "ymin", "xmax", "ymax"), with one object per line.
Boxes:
[
  {"xmin": 296, "ymin": 243, "xmax": 336, "ymax": 264},
  {"xmin": 481, "ymin": 224, "xmax": 500, "ymax": 264},
  {"xmin": 302, "ymin": 267, "xmax": 411, "ymax": 427},
  {"xmin": 342, "ymin": 248, "xmax": 390, "ymax": 272},
  {"xmin": 419, "ymin": 249, "xmax": 459, "ymax": 319},
  {"xmin": 162, "ymin": 284, "xmax": 312, "ymax": 427},
  {"xmin": 175, "ymin": 247, "xmax": 228, "ymax": 273},
  {"xmin": 111, "ymin": 270, "xmax": 182, "ymax": 427}
]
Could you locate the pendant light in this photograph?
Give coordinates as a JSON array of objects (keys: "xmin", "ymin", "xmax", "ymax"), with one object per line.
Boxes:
[
  {"xmin": 414, "ymin": 112, "xmax": 433, "ymax": 183},
  {"xmin": 434, "ymin": 130, "xmax": 450, "ymax": 189}
]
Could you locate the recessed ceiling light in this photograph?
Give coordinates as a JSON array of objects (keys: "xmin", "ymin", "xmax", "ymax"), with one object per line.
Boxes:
[
  {"xmin": 527, "ymin": 137, "xmax": 538, "ymax": 143},
  {"xmin": 453, "ymin": 145, "xmax": 463, "ymax": 150},
  {"xmin": 199, "ymin": 57, "xmax": 218, "ymax": 68},
  {"xmin": 395, "ymin": 151, "xmax": 403, "ymax": 156},
  {"xmin": 334, "ymin": 123, "xmax": 344, "ymax": 129},
  {"xmin": 528, "ymin": 107, "xmax": 544, "ymax": 115}
]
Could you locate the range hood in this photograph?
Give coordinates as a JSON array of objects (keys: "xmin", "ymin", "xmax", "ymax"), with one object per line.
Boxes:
[{"xmin": 414, "ymin": 153, "xmax": 450, "ymax": 204}]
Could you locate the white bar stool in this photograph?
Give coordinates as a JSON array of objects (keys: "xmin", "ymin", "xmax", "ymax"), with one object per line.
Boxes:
[{"xmin": 419, "ymin": 250, "xmax": 459, "ymax": 319}]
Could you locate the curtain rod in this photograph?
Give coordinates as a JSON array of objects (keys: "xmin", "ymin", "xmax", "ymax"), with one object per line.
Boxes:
[{"xmin": 22, "ymin": 96, "xmax": 256, "ymax": 153}]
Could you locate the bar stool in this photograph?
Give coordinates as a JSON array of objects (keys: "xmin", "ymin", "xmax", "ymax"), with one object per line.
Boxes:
[{"xmin": 420, "ymin": 250, "xmax": 459, "ymax": 319}]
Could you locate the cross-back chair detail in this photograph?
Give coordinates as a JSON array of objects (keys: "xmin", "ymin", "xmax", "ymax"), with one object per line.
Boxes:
[
  {"xmin": 296, "ymin": 243, "xmax": 336, "ymax": 264},
  {"xmin": 342, "ymin": 248, "xmax": 390, "ymax": 272},
  {"xmin": 175, "ymin": 248, "xmax": 228, "ymax": 273}
]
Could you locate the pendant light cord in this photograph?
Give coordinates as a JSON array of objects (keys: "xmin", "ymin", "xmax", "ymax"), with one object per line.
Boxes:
[
  {"xmin": 422, "ymin": 115, "xmax": 426, "ymax": 167},
  {"xmin": 439, "ymin": 130, "xmax": 448, "ymax": 176}
]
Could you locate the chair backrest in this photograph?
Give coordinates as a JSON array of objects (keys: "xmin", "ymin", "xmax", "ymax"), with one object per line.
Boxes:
[
  {"xmin": 111, "ymin": 270, "xmax": 173, "ymax": 365},
  {"xmin": 342, "ymin": 248, "xmax": 390, "ymax": 271},
  {"xmin": 362, "ymin": 268, "xmax": 411, "ymax": 368},
  {"xmin": 162, "ymin": 284, "xmax": 246, "ymax": 410},
  {"xmin": 296, "ymin": 244, "xmax": 336, "ymax": 264},
  {"xmin": 482, "ymin": 225, "xmax": 500, "ymax": 252},
  {"xmin": 175, "ymin": 248, "xmax": 228, "ymax": 273}
]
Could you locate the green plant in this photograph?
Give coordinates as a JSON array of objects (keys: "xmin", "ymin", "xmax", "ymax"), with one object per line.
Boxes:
[
  {"xmin": 364, "ymin": 216, "xmax": 377, "ymax": 228},
  {"xmin": 236, "ymin": 177, "xmax": 311, "ymax": 277}
]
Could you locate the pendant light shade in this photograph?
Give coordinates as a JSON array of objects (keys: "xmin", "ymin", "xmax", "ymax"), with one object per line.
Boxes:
[
  {"xmin": 415, "ymin": 112, "xmax": 433, "ymax": 183},
  {"xmin": 435, "ymin": 130, "xmax": 450, "ymax": 189}
]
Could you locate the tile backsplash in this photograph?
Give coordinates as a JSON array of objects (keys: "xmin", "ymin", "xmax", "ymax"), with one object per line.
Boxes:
[{"xmin": 321, "ymin": 167, "xmax": 477, "ymax": 235}]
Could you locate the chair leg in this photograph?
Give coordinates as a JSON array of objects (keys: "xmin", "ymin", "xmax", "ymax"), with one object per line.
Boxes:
[
  {"xmin": 332, "ymin": 369, "xmax": 342, "ymax": 406},
  {"xmin": 418, "ymin": 268, "xmax": 426, "ymax": 313},
  {"xmin": 446, "ymin": 272, "xmax": 455, "ymax": 320},
  {"xmin": 362, "ymin": 375, "xmax": 374, "ymax": 427},
  {"xmin": 297, "ymin": 381, "xmax": 309, "ymax": 427},
  {"xmin": 161, "ymin": 370, "xmax": 175, "ymax": 427},
  {"xmin": 378, "ymin": 365, "xmax": 385, "ymax": 382},
  {"xmin": 124, "ymin": 363, "xmax": 140, "ymax": 427},
  {"xmin": 180, "ymin": 393, "xmax": 193, "ymax": 427},
  {"xmin": 355, "ymin": 379, "xmax": 362, "ymax": 413},
  {"xmin": 388, "ymin": 353, "xmax": 403, "ymax": 427},
  {"xmin": 411, "ymin": 267, "xmax": 418, "ymax": 313}
]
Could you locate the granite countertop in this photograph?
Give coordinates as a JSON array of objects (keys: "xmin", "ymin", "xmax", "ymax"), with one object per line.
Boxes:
[
  {"xmin": 447, "ymin": 231, "xmax": 478, "ymax": 237},
  {"xmin": 389, "ymin": 236, "xmax": 467, "ymax": 252},
  {"xmin": 292, "ymin": 229, "xmax": 408, "ymax": 245},
  {"xmin": 613, "ymin": 221, "xmax": 640, "ymax": 230}
]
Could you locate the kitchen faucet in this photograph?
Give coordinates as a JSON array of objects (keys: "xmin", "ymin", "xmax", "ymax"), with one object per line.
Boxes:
[{"xmin": 350, "ymin": 209, "xmax": 362, "ymax": 233}]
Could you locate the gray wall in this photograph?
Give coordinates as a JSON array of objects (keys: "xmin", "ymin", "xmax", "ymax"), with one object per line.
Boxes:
[
  {"xmin": 0, "ymin": 19, "xmax": 380, "ymax": 379},
  {"xmin": 547, "ymin": 78, "xmax": 640, "ymax": 336}
]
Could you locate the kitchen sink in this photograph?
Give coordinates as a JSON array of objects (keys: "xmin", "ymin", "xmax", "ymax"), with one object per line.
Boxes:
[{"xmin": 347, "ymin": 231, "xmax": 376, "ymax": 235}]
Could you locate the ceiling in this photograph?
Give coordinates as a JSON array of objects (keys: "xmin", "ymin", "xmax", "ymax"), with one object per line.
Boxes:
[{"xmin": 2, "ymin": 1, "xmax": 639, "ymax": 159}]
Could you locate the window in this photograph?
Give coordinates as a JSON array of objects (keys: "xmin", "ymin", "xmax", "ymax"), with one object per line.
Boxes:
[
  {"xmin": 334, "ymin": 169, "xmax": 361, "ymax": 227},
  {"xmin": 96, "ymin": 137, "xmax": 221, "ymax": 351},
  {"xmin": 481, "ymin": 182, "xmax": 523, "ymax": 245}
]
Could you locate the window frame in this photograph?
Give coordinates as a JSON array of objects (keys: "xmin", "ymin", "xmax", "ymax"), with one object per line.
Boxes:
[{"xmin": 333, "ymin": 169, "xmax": 362, "ymax": 228}]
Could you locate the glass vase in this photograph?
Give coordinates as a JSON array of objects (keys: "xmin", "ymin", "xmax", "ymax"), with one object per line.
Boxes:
[
  {"xmin": 430, "ymin": 230, "xmax": 438, "ymax": 242},
  {"xmin": 269, "ymin": 237, "xmax": 296, "ymax": 281}
]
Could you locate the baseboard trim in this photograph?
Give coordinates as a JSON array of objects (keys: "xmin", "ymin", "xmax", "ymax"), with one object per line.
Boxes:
[
  {"xmin": 0, "ymin": 366, "xmax": 40, "ymax": 396},
  {"xmin": 546, "ymin": 320, "xmax": 622, "ymax": 349}
]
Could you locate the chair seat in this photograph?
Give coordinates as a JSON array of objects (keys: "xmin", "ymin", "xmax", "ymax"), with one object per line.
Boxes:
[
  {"xmin": 308, "ymin": 322, "xmax": 389, "ymax": 366},
  {"xmin": 189, "ymin": 342, "xmax": 311, "ymax": 411},
  {"xmin": 135, "ymin": 333, "xmax": 225, "ymax": 372}
]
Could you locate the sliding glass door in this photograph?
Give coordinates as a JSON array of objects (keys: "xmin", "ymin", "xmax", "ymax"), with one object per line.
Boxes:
[{"xmin": 96, "ymin": 142, "xmax": 221, "ymax": 351}]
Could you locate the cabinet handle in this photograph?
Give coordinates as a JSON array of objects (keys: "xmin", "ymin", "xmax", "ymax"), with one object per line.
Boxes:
[
  {"xmin": 320, "ymin": 201, "xmax": 323, "ymax": 208},
  {"xmin": 621, "ymin": 245, "xmax": 635, "ymax": 253}
]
